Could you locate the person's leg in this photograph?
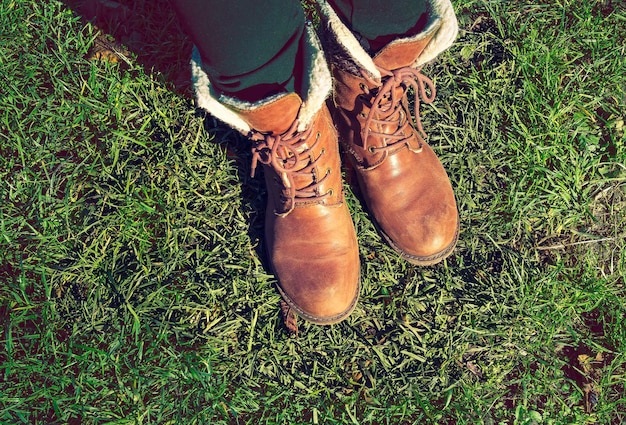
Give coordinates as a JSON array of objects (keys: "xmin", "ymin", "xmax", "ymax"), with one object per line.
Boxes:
[
  {"xmin": 320, "ymin": 0, "xmax": 460, "ymax": 265},
  {"xmin": 327, "ymin": 0, "xmax": 430, "ymax": 52},
  {"xmin": 170, "ymin": 0, "xmax": 306, "ymax": 101},
  {"xmin": 173, "ymin": 0, "xmax": 360, "ymax": 325}
]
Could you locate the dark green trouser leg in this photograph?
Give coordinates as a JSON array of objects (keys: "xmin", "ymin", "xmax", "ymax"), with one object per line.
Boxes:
[
  {"xmin": 171, "ymin": 0, "xmax": 306, "ymax": 100},
  {"xmin": 171, "ymin": 0, "xmax": 429, "ymax": 100},
  {"xmin": 328, "ymin": 0, "xmax": 430, "ymax": 51}
]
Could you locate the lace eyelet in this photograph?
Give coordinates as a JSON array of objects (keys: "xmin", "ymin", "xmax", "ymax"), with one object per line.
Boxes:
[
  {"xmin": 368, "ymin": 146, "xmax": 376, "ymax": 153},
  {"xmin": 327, "ymin": 188, "xmax": 334, "ymax": 196},
  {"xmin": 359, "ymin": 83, "xmax": 367, "ymax": 91}
]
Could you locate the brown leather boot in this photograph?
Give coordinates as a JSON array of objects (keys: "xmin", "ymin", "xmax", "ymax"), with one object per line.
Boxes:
[
  {"xmin": 319, "ymin": 0, "xmax": 460, "ymax": 266},
  {"xmin": 190, "ymin": 28, "xmax": 359, "ymax": 324}
]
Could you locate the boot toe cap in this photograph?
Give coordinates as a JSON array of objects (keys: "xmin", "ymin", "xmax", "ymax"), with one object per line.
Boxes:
[
  {"xmin": 382, "ymin": 207, "xmax": 459, "ymax": 265},
  {"xmin": 273, "ymin": 251, "xmax": 360, "ymax": 324}
]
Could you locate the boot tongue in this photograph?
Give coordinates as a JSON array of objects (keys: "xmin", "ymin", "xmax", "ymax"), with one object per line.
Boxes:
[{"xmin": 237, "ymin": 93, "xmax": 303, "ymax": 135}]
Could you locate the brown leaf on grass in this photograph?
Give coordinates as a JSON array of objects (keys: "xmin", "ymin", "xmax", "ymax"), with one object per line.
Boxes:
[
  {"xmin": 461, "ymin": 347, "xmax": 485, "ymax": 380},
  {"xmin": 578, "ymin": 352, "xmax": 604, "ymax": 380},
  {"xmin": 89, "ymin": 29, "xmax": 130, "ymax": 63},
  {"xmin": 578, "ymin": 352, "xmax": 604, "ymax": 413},
  {"xmin": 280, "ymin": 300, "xmax": 298, "ymax": 336},
  {"xmin": 583, "ymin": 383, "xmax": 600, "ymax": 414},
  {"xmin": 466, "ymin": 360, "xmax": 484, "ymax": 379}
]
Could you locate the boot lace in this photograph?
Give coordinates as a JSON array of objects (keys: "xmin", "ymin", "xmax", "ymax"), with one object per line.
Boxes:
[
  {"xmin": 249, "ymin": 119, "xmax": 331, "ymax": 215},
  {"xmin": 361, "ymin": 66, "xmax": 436, "ymax": 153}
]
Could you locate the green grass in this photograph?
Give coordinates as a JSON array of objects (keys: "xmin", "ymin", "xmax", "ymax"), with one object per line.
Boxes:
[{"xmin": 1, "ymin": 0, "xmax": 625, "ymax": 423}]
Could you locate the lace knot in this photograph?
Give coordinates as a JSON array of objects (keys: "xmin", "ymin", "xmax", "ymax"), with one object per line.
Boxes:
[
  {"xmin": 249, "ymin": 120, "xmax": 331, "ymax": 215},
  {"xmin": 361, "ymin": 66, "xmax": 436, "ymax": 153}
]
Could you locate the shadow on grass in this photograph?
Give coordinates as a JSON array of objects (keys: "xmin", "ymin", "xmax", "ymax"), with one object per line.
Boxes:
[
  {"xmin": 58, "ymin": 0, "xmax": 273, "ymax": 271},
  {"xmin": 61, "ymin": 0, "xmax": 192, "ymax": 95}
]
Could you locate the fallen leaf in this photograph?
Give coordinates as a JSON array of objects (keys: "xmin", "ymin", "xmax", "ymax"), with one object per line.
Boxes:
[
  {"xmin": 583, "ymin": 382, "xmax": 600, "ymax": 413},
  {"xmin": 578, "ymin": 352, "xmax": 605, "ymax": 413},
  {"xmin": 466, "ymin": 360, "xmax": 484, "ymax": 379},
  {"xmin": 280, "ymin": 300, "xmax": 298, "ymax": 336},
  {"xmin": 89, "ymin": 29, "xmax": 130, "ymax": 64}
]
